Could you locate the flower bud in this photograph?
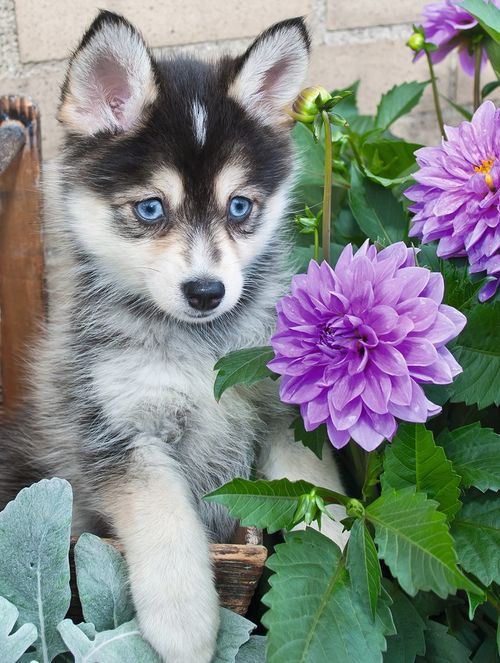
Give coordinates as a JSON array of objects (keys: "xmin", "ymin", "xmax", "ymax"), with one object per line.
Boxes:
[
  {"xmin": 346, "ymin": 498, "xmax": 365, "ymax": 519},
  {"xmin": 288, "ymin": 85, "xmax": 332, "ymax": 123},
  {"xmin": 407, "ymin": 32, "xmax": 425, "ymax": 52}
]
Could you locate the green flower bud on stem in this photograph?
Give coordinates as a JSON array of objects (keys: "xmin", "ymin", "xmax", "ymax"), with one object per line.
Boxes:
[
  {"xmin": 407, "ymin": 32, "xmax": 425, "ymax": 52},
  {"xmin": 287, "ymin": 85, "xmax": 333, "ymax": 123},
  {"xmin": 346, "ymin": 498, "xmax": 365, "ymax": 519}
]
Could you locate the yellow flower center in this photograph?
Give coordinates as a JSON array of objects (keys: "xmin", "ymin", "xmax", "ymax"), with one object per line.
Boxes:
[{"xmin": 474, "ymin": 158, "xmax": 496, "ymax": 192}]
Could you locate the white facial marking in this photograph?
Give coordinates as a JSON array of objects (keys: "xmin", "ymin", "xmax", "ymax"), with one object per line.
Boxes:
[
  {"xmin": 191, "ymin": 100, "xmax": 208, "ymax": 146},
  {"xmin": 152, "ymin": 166, "xmax": 185, "ymax": 209},
  {"xmin": 214, "ymin": 163, "xmax": 248, "ymax": 208}
]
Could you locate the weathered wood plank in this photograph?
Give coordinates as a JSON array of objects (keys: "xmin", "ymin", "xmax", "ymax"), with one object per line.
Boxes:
[{"xmin": 0, "ymin": 95, "xmax": 45, "ymax": 415}]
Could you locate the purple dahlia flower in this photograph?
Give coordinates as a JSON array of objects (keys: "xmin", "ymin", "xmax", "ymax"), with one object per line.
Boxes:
[
  {"xmin": 406, "ymin": 101, "xmax": 500, "ymax": 301},
  {"xmin": 268, "ymin": 242, "xmax": 466, "ymax": 451},
  {"xmin": 415, "ymin": 0, "xmax": 500, "ymax": 76}
]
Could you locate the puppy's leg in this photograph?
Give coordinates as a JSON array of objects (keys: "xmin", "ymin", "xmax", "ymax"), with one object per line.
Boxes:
[
  {"xmin": 259, "ymin": 418, "xmax": 349, "ymax": 549},
  {"xmin": 102, "ymin": 441, "xmax": 219, "ymax": 663}
]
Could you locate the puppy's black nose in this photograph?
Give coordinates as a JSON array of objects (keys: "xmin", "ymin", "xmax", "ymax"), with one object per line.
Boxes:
[{"xmin": 183, "ymin": 280, "xmax": 225, "ymax": 311}]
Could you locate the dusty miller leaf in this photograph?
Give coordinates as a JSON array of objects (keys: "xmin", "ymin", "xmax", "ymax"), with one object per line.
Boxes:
[
  {"xmin": 0, "ymin": 478, "xmax": 72, "ymax": 663},
  {"xmin": 0, "ymin": 596, "xmax": 37, "ymax": 663},
  {"xmin": 57, "ymin": 618, "xmax": 161, "ymax": 662},
  {"xmin": 75, "ymin": 533, "xmax": 134, "ymax": 631},
  {"xmin": 235, "ymin": 636, "xmax": 267, "ymax": 662},
  {"xmin": 213, "ymin": 608, "xmax": 255, "ymax": 663}
]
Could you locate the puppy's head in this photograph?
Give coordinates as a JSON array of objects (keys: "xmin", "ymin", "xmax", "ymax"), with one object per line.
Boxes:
[{"xmin": 58, "ymin": 11, "xmax": 309, "ymax": 323}]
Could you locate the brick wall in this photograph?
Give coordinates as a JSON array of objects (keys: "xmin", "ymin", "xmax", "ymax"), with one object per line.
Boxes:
[{"xmin": 0, "ymin": 0, "xmax": 496, "ymax": 158}]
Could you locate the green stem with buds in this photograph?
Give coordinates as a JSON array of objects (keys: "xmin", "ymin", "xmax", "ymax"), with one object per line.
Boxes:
[
  {"xmin": 473, "ymin": 44, "xmax": 482, "ymax": 111},
  {"xmin": 425, "ymin": 50, "xmax": 446, "ymax": 139},
  {"xmin": 321, "ymin": 110, "xmax": 332, "ymax": 265}
]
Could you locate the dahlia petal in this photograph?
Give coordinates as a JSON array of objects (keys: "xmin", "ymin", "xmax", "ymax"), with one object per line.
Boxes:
[
  {"xmin": 420, "ymin": 272, "xmax": 444, "ymax": 303},
  {"xmin": 398, "ymin": 337, "xmax": 438, "ymax": 366},
  {"xmin": 479, "ymin": 278, "xmax": 499, "ymax": 301},
  {"xmin": 437, "ymin": 346, "xmax": 463, "ymax": 378},
  {"xmin": 396, "ymin": 267, "xmax": 430, "ymax": 299},
  {"xmin": 326, "ymin": 421, "xmax": 351, "ymax": 449},
  {"xmin": 438, "ymin": 304, "xmax": 467, "ymax": 337},
  {"xmin": 348, "ymin": 414, "xmax": 386, "ymax": 451},
  {"xmin": 389, "ymin": 374, "xmax": 413, "ymax": 406},
  {"xmin": 280, "ymin": 373, "xmax": 323, "ymax": 403},
  {"xmin": 361, "ymin": 373, "xmax": 391, "ymax": 414},
  {"xmin": 367, "ymin": 410, "xmax": 397, "ymax": 439},
  {"xmin": 366, "ymin": 305, "xmax": 398, "ymax": 334},
  {"xmin": 329, "ymin": 373, "xmax": 365, "ymax": 411},
  {"xmin": 397, "ymin": 297, "xmax": 438, "ymax": 331},
  {"xmin": 380, "ymin": 316, "xmax": 414, "ymax": 344},
  {"xmin": 304, "ymin": 392, "xmax": 330, "ymax": 428},
  {"xmin": 409, "ymin": 357, "xmax": 453, "ymax": 384},
  {"xmin": 371, "ymin": 345, "xmax": 408, "ymax": 376},
  {"xmin": 328, "ymin": 395, "xmax": 362, "ymax": 430},
  {"xmin": 388, "ymin": 381, "xmax": 429, "ymax": 422}
]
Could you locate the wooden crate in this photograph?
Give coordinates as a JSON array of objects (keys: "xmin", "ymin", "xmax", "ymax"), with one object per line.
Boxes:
[{"xmin": 0, "ymin": 94, "xmax": 267, "ymax": 615}]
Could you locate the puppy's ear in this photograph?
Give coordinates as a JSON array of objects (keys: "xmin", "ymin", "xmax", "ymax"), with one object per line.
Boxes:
[
  {"xmin": 58, "ymin": 11, "xmax": 158, "ymax": 135},
  {"xmin": 230, "ymin": 17, "xmax": 310, "ymax": 125}
]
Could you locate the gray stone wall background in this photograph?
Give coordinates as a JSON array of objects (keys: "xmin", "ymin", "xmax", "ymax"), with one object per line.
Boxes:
[{"xmin": 2, "ymin": 0, "xmax": 497, "ymax": 158}]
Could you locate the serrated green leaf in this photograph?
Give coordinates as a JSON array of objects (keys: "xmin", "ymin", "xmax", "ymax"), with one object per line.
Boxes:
[
  {"xmin": 348, "ymin": 164, "xmax": 409, "ymax": 243},
  {"xmin": 362, "ymin": 139, "xmax": 420, "ymax": 187},
  {"xmin": 0, "ymin": 596, "xmax": 37, "ymax": 663},
  {"xmin": 213, "ymin": 608, "xmax": 256, "ymax": 663},
  {"xmin": 263, "ymin": 528, "xmax": 394, "ymax": 663},
  {"xmin": 214, "ymin": 347, "xmax": 276, "ymax": 401},
  {"xmin": 382, "ymin": 583, "xmax": 426, "ymax": 663},
  {"xmin": 472, "ymin": 635, "xmax": 500, "ymax": 662},
  {"xmin": 366, "ymin": 488, "xmax": 482, "ymax": 598},
  {"xmin": 381, "ymin": 424, "xmax": 462, "ymax": 521},
  {"xmin": 57, "ymin": 618, "xmax": 161, "ymax": 662},
  {"xmin": 75, "ymin": 533, "xmax": 134, "ymax": 632},
  {"xmin": 346, "ymin": 520, "xmax": 381, "ymax": 619},
  {"xmin": 415, "ymin": 620, "xmax": 471, "ymax": 663},
  {"xmin": 375, "ymin": 81, "xmax": 429, "ymax": 129},
  {"xmin": 204, "ymin": 478, "xmax": 347, "ymax": 533},
  {"xmin": 460, "ymin": 0, "xmax": 500, "ymax": 42},
  {"xmin": 0, "ymin": 478, "xmax": 72, "ymax": 663},
  {"xmin": 291, "ymin": 416, "xmax": 326, "ymax": 459},
  {"xmin": 451, "ymin": 491, "xmax": 500, "ymax": 586},
  {"xmin": 441, "ymin": 95, "xmax": 473, "ymax": 120},
  {"xmin": 438, "ymin": 423, "xmax": 500, "ymax": 492},
  {"xmin": 485, "ymin": 36, "xmax": 500, "ymax": 77},
  {"xmin": 482, "ymin": 79, "xmax": 500, "ymax": 99},
  {"xmin": 450, "ymin": 302, "xmax": 500, "ymax": 409}
]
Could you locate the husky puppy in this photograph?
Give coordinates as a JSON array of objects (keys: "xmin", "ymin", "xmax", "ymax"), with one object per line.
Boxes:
[{"xmin": 0, "ymin": 11, "xmax": 347, "ymax": 662}]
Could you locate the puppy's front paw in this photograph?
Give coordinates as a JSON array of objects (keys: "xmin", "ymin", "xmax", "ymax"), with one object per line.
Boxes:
[{"xmin": 136, "ymin": 581, "xmax": 220, "ymax": 663}]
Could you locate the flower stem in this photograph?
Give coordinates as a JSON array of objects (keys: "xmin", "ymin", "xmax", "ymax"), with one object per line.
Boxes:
[
  {"xmin": 313, "ymin": 227, "xmax": 320, "ymax": 262},
  {"xmin": 321, "ymin": 110, "xmax": 332, "ymax": 265},
  {"xmin": 473, "ymin": 44, "xmax": 482, "ymax": 111},
  {"xmin": 425, "ymin": 50, "xmax": 446, "ymax": 139}
]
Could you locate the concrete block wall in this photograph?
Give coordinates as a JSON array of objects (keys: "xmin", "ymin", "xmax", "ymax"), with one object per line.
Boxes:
[{"xmin": 0, "ymin": 0, "xmax": 496, "ymax": 158}]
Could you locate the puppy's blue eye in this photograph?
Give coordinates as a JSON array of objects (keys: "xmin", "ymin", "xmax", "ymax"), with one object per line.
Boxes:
[
  {"xmin": 134, "ymin": 198, "xmax": 165, "ymax": 223},
  {"xmin": 228, "ymin": 196, "xmax": 252, "ymax": 222}
]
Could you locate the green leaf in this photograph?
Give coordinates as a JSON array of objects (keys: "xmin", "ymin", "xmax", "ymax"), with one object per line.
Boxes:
[
  {"xmin": 0, "ymin": 596, "xmax": 37, "ymax": 663},
  {"xmin": 416, "ymin": 620, "xmax": 471, "ymax": 663},
  {"xmin": 472, "ymin": 636, "xmax": 500, "ymax": 662},
  {"xmin": 214, "ymin": 347, "xmax": 276, "ymax": 401},
  {"xmin": 460, "ymin": 0, "xmax": 500, "ymax": 42},
  {"xmin": 346, "ymin": 520, "xmax": 381, "ymax": 619},
  {"xmin": 375, "ymin": 81, "xmax": 429, "ymax": 129},
  {"xmin": 57, "ymin": 618, "xmax": 161, "ymax": 662},
  {"xmin": 450, "ymin": 301, "xmax": 500, "ymax": 409},
  {"xmin": 482, "ymin": 79, "xmax": 500, "ymax": 99},
  {"xmin": 348, "ymin": 164, "xmax": 409, "ymax": 244},
  {"xmin": 366, "ymin": 488, "xmax": 482, "ymax": 598},
  {"xmin": 451, "ymin": 491, "xmax": 500, "ymax": 586},
  {"xmin": 485, "ymin": 36, "xmax": 500, "ymax": 77},
  {"xmin": 0, "ymin": 478, "xmax": 72, "ymax": 662},
  {"xmin": 382, "ymin": 583, "xmax": 426, "ymax": 663},
  {"xmin": 213, "ymin": 608, "xmax": 256, "ymax": 663},
  {"xmin": 381, "ymin": 423, "xmax": 462, "ymax": 521},
  {"xmin": 235, "ymin": 636, "xmax": 267, "ymax": 663},
  {"xmin": 204, "ymin": 478, "xmax": 315, "ymax": 533},
  {"xmin": 362, "ymin": 140, "xmax": 420, "ymax": 187},
  {"xmin": 204, "ymin": 478, "xmax": 347, "ymax": 533},
  {"xmin": 438, "ymin": 423, "xmax": 500, "ymax": 492},
  {"xmin": 263, "ymin": 528, "xmax": 394, "ymax": 663},
  {"xmin": 291, "ymin": 416, "xmax": 326, "ymax": 459},
  {"xmin": 74, "ymin": 533, "xmax": 134, "ymax": 632},
  {"xmin": 441, "ymin": 95, "xmax": 473, "ymax": 120}
]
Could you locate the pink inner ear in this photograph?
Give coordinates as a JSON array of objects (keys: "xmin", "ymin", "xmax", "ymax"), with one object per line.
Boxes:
[
  {"xmin": 258, "ymin": 59, "xmax": 291, "ymax": 100},
  {"xmin": 93, "ymin": 56, "xmax": 132, "ymax": 123}
]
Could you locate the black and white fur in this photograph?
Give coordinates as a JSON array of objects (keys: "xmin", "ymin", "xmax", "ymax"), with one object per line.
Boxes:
[{"xmin": 0, "ymin": 12, "xmax": 347, "ymax": 662}]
